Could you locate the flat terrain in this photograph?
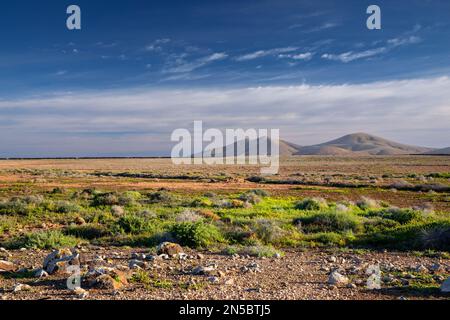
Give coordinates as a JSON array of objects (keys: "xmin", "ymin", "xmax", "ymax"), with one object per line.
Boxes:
[{"xmin": 0, "ymin": 156, "xmax": 449, "ymax": 300}]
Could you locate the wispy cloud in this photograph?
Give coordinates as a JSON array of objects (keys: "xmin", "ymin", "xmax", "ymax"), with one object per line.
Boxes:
[
  {"xmin": 322, "ymin": 35, "xmax": 422, "ymax": 63},
  {"xmin": 322, "ymin": 47, "xmax": 387, "ymax": 63},
  {"xmin": 302, "ymin": 22, "xmax": 340, "ymax": 33},
  {"xmin": 165, "ymin": 52, "xmax": 228, "ymax": 73},
  {"xmin": 278, "ymin": 52, "xmax": 314, "ymax": 61},
  {"xmin": 235, "ymin": 47, "xmax": 298, "ymax": 61},
  {"xmin": 145, "ymin": 38, "xmax": 171, "ymax": 52}
]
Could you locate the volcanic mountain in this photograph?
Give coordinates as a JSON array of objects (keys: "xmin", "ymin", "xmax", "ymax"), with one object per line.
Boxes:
[{"xmin": 294, "ymin": 133, "xmax": 434, "ymax": 156}]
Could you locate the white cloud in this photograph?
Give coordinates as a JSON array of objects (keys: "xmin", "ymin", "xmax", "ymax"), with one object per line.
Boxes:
[
  {"xmin": 322, "ymin": 35, "xmax": 422, "ymax": 63},
  {"xmin": 1, "ymin": 76, "xmax": 449, "ymax": 155},
  {"xmin": 322, "ymin": 47, "xmax": 387, "ymax": 63},
  {"xmin": 279, "ymin": 52, "xmax": 314, "ymax": 61},
  {"xmin": 235, "ymin": 47, "xmax": 298, "ymax": 61},
  {"xmin": 165, "ymin": 52, "xmax": 228, "ymax": 73}
]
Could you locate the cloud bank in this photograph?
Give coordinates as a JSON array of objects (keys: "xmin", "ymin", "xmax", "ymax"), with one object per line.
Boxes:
[{"xmin": 0, "ymin": 76, "xmax": 449, "ymax": 156}]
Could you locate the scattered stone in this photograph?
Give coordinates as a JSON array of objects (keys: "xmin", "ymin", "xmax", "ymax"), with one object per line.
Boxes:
[
  {"xmin": 208, "ymin": 276, "xmax": 220, "ymax": 284},
  {"xmin": 74, "ymin": 216, "xmax": 86, "ymax": 225},
  {"xmin": 157, "ymin": 242, "xmax": 184, "ymax": 256},
  {"xmin": 224, "ymin": 278, "xmax": 235, "ymax": 286},
  {"xmin": 196, "ymin": 253, "xmax": 205, "ymax": 260},
  {"xmin": 273, "ymin": 253, "xmax": 281, "ymax": 259},
  {"xmin": 415, "ymin": 264, "xmax": 428, "ymax": 273},
  {"xmin": 429, "ymin": 263, "xmax": 443, "ymax": 273},
  {"xmin": 13, "ymin": 283, "xmax": 32, "ymax": 293},
  {"xmin": 0, "ymin": 260, "xmax": 17, "ymax": 273},
  {"xmin": 73, "ymin": 287, "xmax": 89, "ymax": 299},
  {"xmin": 441, "ymin": 277, "xmax": 450, "ymax": 293},
  {"xmin": 158, "ymin": 254, "xmax": 170, "ymax": 260},
  {"xmin": 43, "ymin": 249, "xmax": 80, "ymax": 275},
  {"xmin": 328, "ymin": 271, "xmax": 349, "ymax": 286},
  {"xmin": 328, "ymin": 256, "xmax": 337, "ymax": 263},
  {"xmin": 366, "ymin": 276, "xmax": 381, "ymax": 290},
  {"xmin": 128, "ymin": 259, "xmax": 146, "ymax": 269},
  {"xmin": 90, "ymin": 270, "xmax": 129, "ymax": 290},
  {"xmin": 178, "ymin": 253, "xmax": 188, "ymax": 260},
  {"xmin": 243, "ymin": 262, "xmax": 261, "ymax": 273},
  {"xmin": 34, "ymin": 268, "xmax": 49, "ymax": 278},
  {"xmin": 347, "ymin": 283, "xmax": 357, "ymax": 289},
  {"xmin": 131, "ymin": 253, "xmax": 146, "ymax": 260},
  {"xmin": 192, "ymin": 264, "xmax": 217, "ymax": 275}
]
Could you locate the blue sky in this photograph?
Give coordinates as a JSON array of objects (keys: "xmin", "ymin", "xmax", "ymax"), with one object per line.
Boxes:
[{"xmin": 1, "ymin": 0, "xmax": 450, "ymax": 156}]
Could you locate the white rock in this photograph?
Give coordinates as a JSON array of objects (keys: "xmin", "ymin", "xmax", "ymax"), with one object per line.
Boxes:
[
  {"xmin": 34, "ymin": 268, "xmax": 49, "ymax": 278},
  {"xmin": 73, "ymin": 287, "xmax": 89, "ymax": 299},
  {"xmin": 13, "ymin": 283, "xmax": 32, "ymax": 293},
  {"xmin": 328, "ymin": 271, "xmax": 349, "ymax": 285}
]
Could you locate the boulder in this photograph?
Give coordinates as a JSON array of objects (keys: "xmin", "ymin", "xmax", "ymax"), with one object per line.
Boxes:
[
  {"xmin": 0, "ymin": 260, "xmax": 17, "ymax": 273},
  {"xmin": 157, "ymin": 242, "xmax": 183, "ymax": 256},
  {"xmin": 43, "ymin": 249, "xmax": 80, "ymax": 275},
  {"xmin": 91, "ymin": 270, "xmax": 129, "ymax": 290},
  {"xmin": 328, "ymin": 270, "xmax": 349, "ymax": 286}
]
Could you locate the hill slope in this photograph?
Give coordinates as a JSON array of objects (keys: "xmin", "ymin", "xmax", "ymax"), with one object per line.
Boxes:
[
  {"xmin": 423, "ymin": 147, "xmax": 450, "ymax": 155},
  {"xmin": 294, "ymin": 133, "xmax": 434, "ymax": 156}
]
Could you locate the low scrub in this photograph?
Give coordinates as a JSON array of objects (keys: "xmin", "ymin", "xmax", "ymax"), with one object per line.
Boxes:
[
  {"xmin": 6, "ymin": 230, "xmax": 79, "ymax": 249},
  {"xmin": 169, "ymin": 222, "xmax": 224, "ymax": 248}
]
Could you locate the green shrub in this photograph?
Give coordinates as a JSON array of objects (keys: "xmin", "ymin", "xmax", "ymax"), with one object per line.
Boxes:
[
  {"xmin": 118, "ymin": 191, "xmax": 142, "ymax": 206},
  {"xmin": 9, "ymin": 230, "xmax": 79, "ymax": 249},
  {"xmin": 294, "ymin": 211, "xmax": 363, "ymax": 233},
  {"xmin": 55, "ymin": 201, "xmax": 81, "ymax": 213},
  {"xmin": 147, "ymin": 190, "xmax": 174, "ymax": 204},
  {"xmin": 303, "ymin": 232, "xmax": 347, "ymax": 246},
  {"xmin": 65, "ymin": 224, "xmax": 109, "ymax": 240},
  {"xmin": 294, "ymin": 198, "xmax": 328, "ymax": 211},
  {"xmin": 367, "ymin": 208, "xmax": 423, "ymax": 224},
  {"xmin": 92, "ymin": 192, "xmax": 119, "ymax": 206},
  {"xmin": 239, "ymin": 192, "xmax": 262, "ymax": 204},
  {"xmin": 169, "ymin": 222, "xmax": 224, "ymax": 248},
  {"xmin": 114, "ymin": 215, "xmax": 156, "ymax": 235},
  {"xmin": 223, "ymin": 244, "xmax": 281, "ymax": 258},
  {"xmin": 252, "ymin": 219, "xmax": 285, "ymax": 244}
]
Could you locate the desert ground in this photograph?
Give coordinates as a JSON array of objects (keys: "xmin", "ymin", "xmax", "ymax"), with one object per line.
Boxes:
[{"xmin": 0, "ymin": 156, "xmax": 449, "ymax": 300}]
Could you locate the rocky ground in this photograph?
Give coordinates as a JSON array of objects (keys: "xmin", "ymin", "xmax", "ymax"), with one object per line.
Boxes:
[{"xmin": 1, "ymin": 245, "xmax": 449, "ymax": 300}]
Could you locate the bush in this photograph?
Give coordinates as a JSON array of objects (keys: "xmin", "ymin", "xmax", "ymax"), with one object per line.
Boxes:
[
  {"xmin": 118, "ymin": 191, "xmax": 142, "ymax": 206},
  {"xmin": 55, "ymin": 201, "xmax": 81, "ymax": 213},
  {"xmin": 252, "ymin": 219, "xmax": 285, "ymax": 244},
  {"xmin": 147, "ymin": 190, "xmax": 174, "ymax": 204},
  {"xmin": 65, "ymin": 224, "xmax": 109, "ymax": 240},
  {"xmin": 357, "ymin": 221, "xmax": 450, "ymax": 250},
  {"xmin": 9, "ymin": 230, "xmax": 79, "ymax": 249},
  {"xmin": 356, "ymin": 197, "xmax": 379, "ymax": 210},
  {"xmin": 175, "ymin": 210, "xmax": 203, "ymax": 223},
  {"xmin": 169, "ymin": 222, "xmax": 224, "ymax": 248},
  {"xmin": 294, "ymin": 198, "xmax": 328, "ymax": 211},
  {"xmin": 92, "ymin": 192, "xmax": 119, "ymax": 206},
  {"xmin": 0, "ymin": 198, "xmax": 30, "ymax": 215},
  {"xmin": 223, "ymin": 245, "xmax": 281, "ymax": 258},
  {"xmin": 303, "ymin": 232, "xmax": 347, "ymax": 246},
  {"xmin": 294, "ymin": 211, "xmax": 363, "ymax": 234},
  {"xmin": 114, "ymin": 215, "xmax": 155, "ymax": 235},
  {"xmin": 367, "ymin": 208, "xmax": 423, "ymax": 224},
  {"xmin": 190, "ymin": 198, "xmax": 213, "ymax": 207},
  {"xmin": 419, "ymin": 225, "xmax": 450, "ymax": 251},
  {"xmin": 239, "ymin": 192, "xmax": 262, "ymax": 205}
]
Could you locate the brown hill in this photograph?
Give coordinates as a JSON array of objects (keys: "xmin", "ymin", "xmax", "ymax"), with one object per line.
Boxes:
[
  {"xmin": 423, "ymin": 147, "xmax": 450, "ymax": 155},
  {"xmin": 294, "ymin": 133, "xmax": 434, "ymax": 156}
]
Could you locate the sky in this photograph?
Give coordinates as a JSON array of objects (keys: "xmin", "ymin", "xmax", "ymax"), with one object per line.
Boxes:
[{"xmin": 0, "ymin": 0, "xmax": 450, "ymax": 157}]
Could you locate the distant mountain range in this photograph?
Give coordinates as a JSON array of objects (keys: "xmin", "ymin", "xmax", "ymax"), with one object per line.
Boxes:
[{"xmin": 199, "ymin": 133, "xmax": 448, "ymax": 157}]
